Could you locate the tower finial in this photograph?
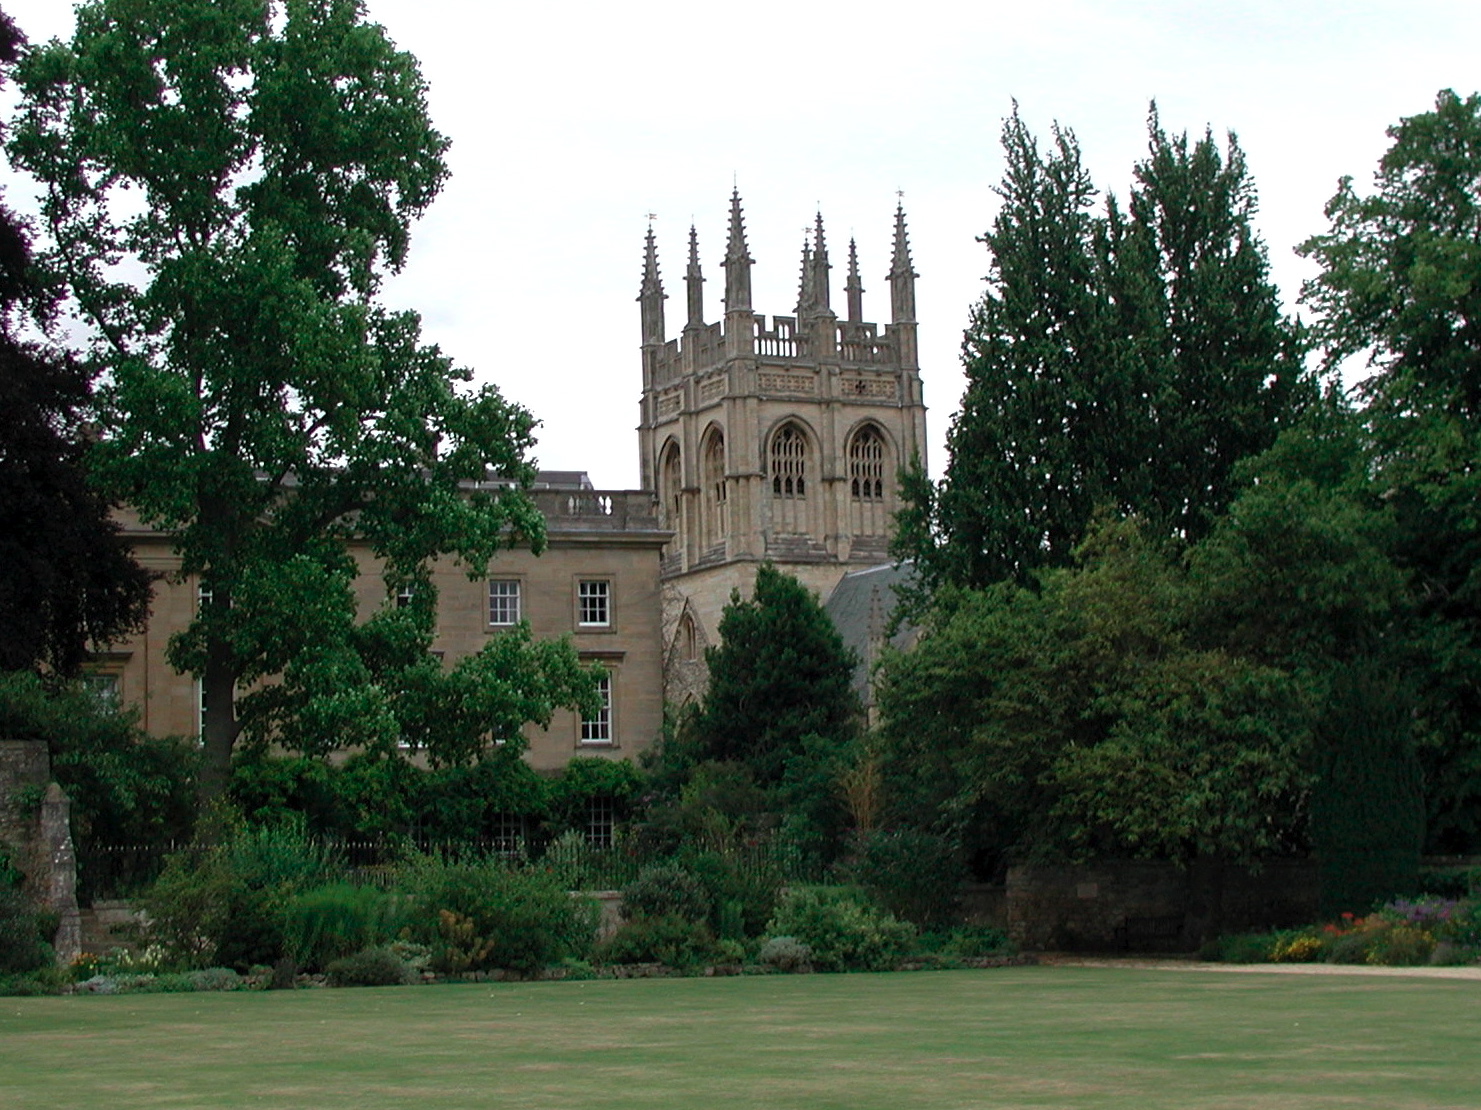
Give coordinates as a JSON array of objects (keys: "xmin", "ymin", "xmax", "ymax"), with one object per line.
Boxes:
[
  {"xmin": 887, "ymin": 201, "xmax": 916, "ymax": 325},
  {"xmin": 795, "ymin": 231, "xmax": 814, "ymax": 318},
  {"xmin": 846, "ymin": 237, "xmax": 863, "ymax": 323},
  {"xmin": 639, "ymin": 223, "xmax": 666, "ymax": 346},
  {"xmin": 685, "ymin": 224, "xmax": 704, "ymax": 329},
  {"xmin": 722, "ymin": 188, "xmax": 752, "ymax": 314},
  {"xmin": 810, "ymin": 212, "xmax": 832, "ymax": 317}
]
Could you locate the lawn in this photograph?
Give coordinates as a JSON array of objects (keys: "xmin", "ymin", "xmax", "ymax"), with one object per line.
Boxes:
[{"xmin": 2, "ymin": 966, "xmax": 1477, "ymax": 1109}]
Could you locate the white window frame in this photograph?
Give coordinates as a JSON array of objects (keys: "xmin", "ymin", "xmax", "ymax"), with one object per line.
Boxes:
[
  {"xmin": 577, "ymin": 579, "xmax": 611, "ymax": 628},
  {"xmin": 488, "ymin": 579, "xmax": 522, "ymax": 626},
  {"xmin": 580, "ymin": 669, "xmax": 613, "ymax": 745}
]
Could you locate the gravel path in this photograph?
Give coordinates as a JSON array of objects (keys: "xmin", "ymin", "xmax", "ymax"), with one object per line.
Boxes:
[{"xmin": 1035, "ymin": 954, "xmax": 1481, "ymax": 980}]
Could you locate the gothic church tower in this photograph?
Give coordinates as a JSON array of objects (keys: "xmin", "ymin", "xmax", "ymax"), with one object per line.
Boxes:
[{"xmin": 638, "ymin": 192, "xmax": 927, "ymax": 703}]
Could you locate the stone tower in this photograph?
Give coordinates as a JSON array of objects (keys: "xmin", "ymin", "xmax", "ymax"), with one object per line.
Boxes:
[{"xmin": 638, "ymin": 192, "xmax": 927, "ymax": 703}]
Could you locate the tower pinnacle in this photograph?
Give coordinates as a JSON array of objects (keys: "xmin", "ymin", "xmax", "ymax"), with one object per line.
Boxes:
[
  {"xmin": 685, "ymin": 225, "xmax": 704, "ymax": 328},
  {"xmin": 887, "ymin": 203, "xmax": 916, "ymax": 325},
  {"xmin": 639, "ymin": 223, "xmax": 666, "ymax": 346},
  {"xmin": 845, "ymin": 237, "xmax": 864, "ymax": 323},
  {"xmin": 722, "ymin": 189, "xmax": 753, "ymax": 314}
]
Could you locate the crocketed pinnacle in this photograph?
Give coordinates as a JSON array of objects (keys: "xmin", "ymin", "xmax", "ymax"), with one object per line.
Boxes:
[
  {"xmin": 685, "ymin": 224, "xmax": 704, "ymax": 328},
  {"xmin": 722, "ymin": 188, "xmax": 752, "ymax": 312}
]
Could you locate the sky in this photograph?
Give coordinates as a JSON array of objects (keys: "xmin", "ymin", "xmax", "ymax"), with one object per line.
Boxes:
[{"xmin": 4, "ymin": 0, "xmax": 1480, "ymax": 489}]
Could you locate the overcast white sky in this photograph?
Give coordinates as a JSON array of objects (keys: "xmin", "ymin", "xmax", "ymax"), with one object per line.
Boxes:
[{"xmin": 5, "ymin": 1, "xmax": 1479, "ymax": 488}]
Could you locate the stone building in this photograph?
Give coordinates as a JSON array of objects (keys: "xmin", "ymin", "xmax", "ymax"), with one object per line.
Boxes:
[
  {"xmin": 97, "ymin": 476, "xmax": 669, "ymax": 771},
  {"xmin": 636, "ymin": 192, "xmax": 927, "ymax": 704}
]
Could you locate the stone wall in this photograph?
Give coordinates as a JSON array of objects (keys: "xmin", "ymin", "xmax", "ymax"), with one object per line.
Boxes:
[
  {"xmin": 0, "ymin": 739, "xmax": 82, "ymax": 963},
  {"xmin": 1006, "ymin": 859, "xmax": 1321, "ymax": 953}
]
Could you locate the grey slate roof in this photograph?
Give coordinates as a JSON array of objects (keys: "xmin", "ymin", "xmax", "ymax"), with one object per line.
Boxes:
[{"xmin": 823, "ymin": 561, "xmax": 919, "ymax": 704}]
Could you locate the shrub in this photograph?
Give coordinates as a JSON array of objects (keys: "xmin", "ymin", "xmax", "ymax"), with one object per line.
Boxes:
[
  {"xmin": 941, "ymin": 926, "xmax": 1014, "ymax": 959},
  {"xmin": 757, "ymin": 935, "xmax": 813, "ymax": 972},
  {"xmin": 281, "ymin": 884, "xmax": 406, "ymax": 971},
  {"xmin": 683, "ymin": 849, "xmax": 782, "ymax": 939},
  {"xmin": 596, "ymin": 914, "xmax": 719, "ymax": 968},
  {"xmin": 1366, "ymin": 922, "xmax": 1434, "ymax": 966},
  {"xmin": 765, "ymin": 886, "xmax": 915, "ymax": 972},
  {"xmin": 136, "ymin": 817, "xmax": 340, "ymax": 970},
  {"xmin": 1201, "ymin": 933, "xmax": 1277, "ymax": 963},
  {"xmin": 400, "ymin": 854, "xmax": 597, "ymax": 973},
  {"xmin": 1270, "ymin": 931, "xmax": 1324, "ymax": 962},
  {"xmin": 326, "ymin": 946, "xmax": 414, "ymax": 987},
  {"xmin": 621, "ymin": 864, "xmax": 711, "ymax": 924},
  {"xmin": 0, "ymin": 889, "xmax": 53, "ymax": 975},
  {"xmin": 844, "ymin": 829, "xmax": 964, "ymax": 928}
]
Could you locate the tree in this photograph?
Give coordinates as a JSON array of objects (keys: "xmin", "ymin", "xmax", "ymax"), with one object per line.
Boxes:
[
  {"xmin": 697, "ymin": 564, "xmax": 860, "ymax": 786},
  {"xmin": 896, "ymin": 105, "xmax": 1307, "ymax": 593},
  {"xmin": 9, "ymin": 0, "xmax": 594, "ymax": 802},
  {"xmin": 0, "ymin": 9, "xmax": 151, "ymax": 677},
  {"xmin": 1299, "ymin": 89, "xmax": 1481, "ymax": 852},
  {"xmin": 875, "ymin": 517, "xmax": 1313, "ymax": 873}
]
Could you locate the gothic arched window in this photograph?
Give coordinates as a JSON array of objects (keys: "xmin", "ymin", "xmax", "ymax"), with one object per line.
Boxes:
[
  {"xmin": 701, "ymin": 430, "xmax": 727, "ymax": 550},
  {"xmin": 770, "ymin": 423, "xmax": 808, "ymax": 498},
  {"xmin": 848, "ymin": 425, "xmax": 890, "ymax": 537},
  {"xmin": 769, "ymin": 422, "xmax": 812, "ymax": 535},
  {"xmin": 659, "ymin": 441, "xmax": 682, "ymax": 527},
  {"xmin": 849, "ymin": 426, "xmax": 886, "ymax": 502}
]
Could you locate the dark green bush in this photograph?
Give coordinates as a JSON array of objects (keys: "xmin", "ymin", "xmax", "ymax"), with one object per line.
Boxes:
[
  {"xmin": 326, "ymin": 946, "xmax": 413, "ymax": 987},
  {"xmin": 596, "ymin": 913, "xmax": 720, "ymax": 968},
  {"xmin": 765, "ymin": 886, "xmax": 915, "ymax": 972},
  {"xmin": 400, "ymin": 854, "xmax": 596, "ymax": 973},
  {"xmin": 621, "ymin": 864, "xmax": 711, "ymax": 924},
  {"xmin": 1201, "ymin": 933, "xmax": 1277, "ymax": 963},
  {"xmin": 684, "ymin": 850, "xmax": 781, "ymax": 939},
  {"xmin": 0, "ymin": 889, "xmax": 53, "ymax": 975},
  {"xmin": 844, "ymin": 828, "xmax": 964, "ymax": 927},
  {"xmin": 282, "ymin": 883, "xmax": 406, "ymax": 971},
  {"xmin": 940, "ymin": 925, "xmax": 1014, "ymax": 959}
]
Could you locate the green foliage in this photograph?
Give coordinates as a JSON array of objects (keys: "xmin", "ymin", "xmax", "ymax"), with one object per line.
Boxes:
[
  {"xmin": 325, "ymin": 946, "xmax": 415, "ymax": 988},
  {"xmin": 844, "ymin": 829, "xmax": 964, "ymax": 928},
  {"xmin": 1301, "ymin": 90, "xmax": 1481, "ymax": 854},
  {"xmin": 1310, "ymin": 665, "xmax": 1425, "ymax": 916},
  {"xmin": 0, "ymin": 889, "xmax": 52, "ymax": 974},
  {"xmin": 764, "ymin": 886, "xmax": 915, "ymax": 973},
  {"xmin": 756, "ymin": 935, "xmax": 814, "ymax": 972},
  {"xmin": 7, "ymin": 0, "xmax": 583, "ymax": 802},
  {"xmin": 281, "ymin": 883, "xmax": 406, "ymax": 972},
  {"xmin": 399, "ymin": 853, "xmax": 596, "ymax": 973},
  {"xmin": 620, "ymin": 864, "xmax": 711, "ymax": 924},
  {"xmin": 0, "ymin": 672, "xmax": 196, "ymax": 855},
  {"xmin": 136, "ymin": 817, "xmax": 340, "ymax": 970},
  {"xmin": 876, "ymin": 518, "xmax": 1312, "ymax": 869},
  {"xmin": 697, "ymin": 565, "xmax": 860, "ymax": 787},
  {"xmin": 545, "ymin": 757, "xmax": 644, "ymax": 836},
  {"xmin": 900, "ymin": 104, "xmax": 1307, "ymax": 593},
  {"xmin": 596, "ymin": 914, "xmax": 720, "ymax": 968}
]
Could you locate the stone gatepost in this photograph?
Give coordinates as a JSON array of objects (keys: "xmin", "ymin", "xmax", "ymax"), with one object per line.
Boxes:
[{"xmin": 0, "ymin": 739, "xmax": 82, "ymax": 965}]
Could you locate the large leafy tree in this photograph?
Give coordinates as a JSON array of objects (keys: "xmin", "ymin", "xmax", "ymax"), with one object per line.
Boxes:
[
  {"xmin": 9, "ymin": 0, "xmax": 593, "ymax": 802},
  {"xmin": 0, "ymin": 8, "xmax": 151, "ymax": 677},
  {"xmin": 1299, "ymin": 89, "xmax": 1481, "ymax": 851},
  {"xmin": 877, "ymin": 518, "xmax": 1313, "ymax": 872},
  {"xmin": 897, "ymin": 106, "xmax": 1307, "ymax": 593}
]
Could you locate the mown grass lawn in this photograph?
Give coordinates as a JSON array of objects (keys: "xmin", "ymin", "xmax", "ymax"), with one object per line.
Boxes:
[{"xmin": 2, "ymin": 966, "xmax": 1477, "ymax": 1109}]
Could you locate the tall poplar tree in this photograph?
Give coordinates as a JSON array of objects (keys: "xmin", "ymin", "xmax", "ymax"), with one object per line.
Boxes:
[
  {"xmin": 9, "ymin": 0, "xmax": 594, "ymax": 803},
  {"xmin": 898, "ymin": 106, "xmax": 1307, "ymax": 592}
]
